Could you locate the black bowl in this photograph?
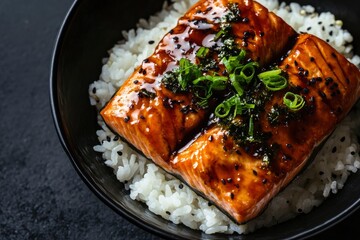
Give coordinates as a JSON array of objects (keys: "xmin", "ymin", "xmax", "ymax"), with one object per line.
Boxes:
[{"xmin": 50, "ymin": 0, "xmax": 360, "ymax": 239}]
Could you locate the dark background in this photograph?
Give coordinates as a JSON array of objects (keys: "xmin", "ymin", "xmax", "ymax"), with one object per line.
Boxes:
[{"xmin": 0, "ymin": 0, "xmax": 359, "ymax": 239}]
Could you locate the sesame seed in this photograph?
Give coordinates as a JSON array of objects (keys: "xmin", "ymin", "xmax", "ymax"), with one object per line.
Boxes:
[
  {"xmin": 335, "ymin": 20, "xmax": 343, "ymax": 27},
  {"xmin": 319, "ymin": 90, "xmax": 327, "ymax": 99},
  {"xmin": 234, "ymin": 164, "xmax": 239, "ymax": 170},
  {"xmin": 332, "ymin": 146, "xmax": 337, "ymax": 153},
  {"xmin": 303, "ymin": 88, "xmax": 309, "ymax": 94},
  {"xmin": 282, "ymin": 155, "xmax": 292, "ymax": 160},
  {"xmin": 230, "ymin": 193, "xmax": 234, "ymax": 199}
]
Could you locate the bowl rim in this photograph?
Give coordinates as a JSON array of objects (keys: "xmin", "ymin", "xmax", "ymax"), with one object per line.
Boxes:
[{"xmin": 49, "ymin": 0, "xmax": 360, "ymax": 239}]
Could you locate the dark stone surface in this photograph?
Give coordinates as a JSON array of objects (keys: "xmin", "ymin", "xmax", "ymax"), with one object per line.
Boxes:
[{"xmin": 0, "ymin": 0, "xmax": 359, "ymax": 239}]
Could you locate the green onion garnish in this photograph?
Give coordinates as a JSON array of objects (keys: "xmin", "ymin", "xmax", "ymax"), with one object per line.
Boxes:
[
  {"xmin": 215, "ymin": 99, "xmax": 232, "ymax": 118},
  {"xmin": 228, "ymin": 62, "xmax": 259, "ymax": 96},
  {"xmin": 229, "ymin": 73, "xmax": 244, "ymax": 96},
  {"xmin": 283, "ymin": 92, "xmax": 305, "ymax": 111},
  {"xmin": 247, "ymin": 115, "xmax": 255, "ymax": 142},
  {"xmin": 258, "ymin": 69, "xmax": 288, "ymax": 91},
  {"xmin": 240, "ymin": 62, "xmax": 259, "ymax": 84},
  {"xmin": 178, "ymin": 58, "xmax": 201, "ymax": 91},
  {"xmin": 215, "ymin": 94, "xmax": 255, "ymax": 118},
  {"xmin": 193, "ymin": 84, "xmax": 213, "ymax": 102},
  {"xmin": 192, "ymin": 75, "xmax": 228, "ymax": 107},
  {"xmin": 221, "ymin": 49, "xmax": 246, "ymax": 73},
  {"xmin": 192, "ymin": 75, "xmax": 228, "ymax": 91},
  {"xmin": 214, "ymin": 29, "xmax": 226, "ymax": 41},
  {"xmin": 196, "ymin": 47, "xmax": 210, "ymax": 58}
]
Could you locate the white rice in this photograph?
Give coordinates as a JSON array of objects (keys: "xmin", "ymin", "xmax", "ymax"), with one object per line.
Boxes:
[{"xmin": 88, "ymin": 0, "xmax": 360, "ymax": 235}]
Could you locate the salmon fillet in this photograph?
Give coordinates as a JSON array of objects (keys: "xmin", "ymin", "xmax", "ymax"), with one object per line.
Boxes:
[
  {"xmin": 170, "ymin": 33, "xmax": 360, "ymax": 223},
  {"xmin": 101, "ymin": 0, "xmax": 360, "ymax": 225},
  {"xmin": 100, "ymin": 0, "xmax": 297, "ymax": 171}
]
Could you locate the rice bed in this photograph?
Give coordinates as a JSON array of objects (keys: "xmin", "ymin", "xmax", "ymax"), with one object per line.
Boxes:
[{"xmin": 89, "ymin": 0, "xmax": 360, "ymax": 235}]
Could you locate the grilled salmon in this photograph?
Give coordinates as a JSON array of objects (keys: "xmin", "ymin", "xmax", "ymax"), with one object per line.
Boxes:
[
  {"xmin": 100, "ymin": 0, "xmax": 297, "ymax": 171},
  {"xmin": 100, "ymin": 0, "xmax": 360, "ymax": 225},
  {"xmin": 170, "ymin": 33, "xmax": 360, "ymax": 223}
]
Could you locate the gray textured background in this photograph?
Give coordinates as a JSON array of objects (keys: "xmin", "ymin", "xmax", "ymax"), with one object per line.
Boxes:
[{"xmin": 0, "ymin": 0, "xmax": 359, "ymax": 239}]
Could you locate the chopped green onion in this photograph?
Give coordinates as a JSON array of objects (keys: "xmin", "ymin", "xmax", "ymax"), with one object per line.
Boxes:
[
  {"xmin": 283, "ymin": 92, "xmax": 305, "ymax": 111},
  {"xmin": 192, "ymin": 75, "xmax": 228, "ymax": 91},
  {"xmin": 258, "ymin": 69, "xmax": 288, "ymax": 91},
  {"xmin": 240, "ymin": 62, "xmax": 259, "ymax": 84},
  {"xmin": 192, "ymin": 84, "xmax": 213, "ymax": 107},
  {"xmin": 178, "ymin": 58, "xmax": 201, "ymax": 90},
  {"xmin": 247, "ymin": 115, "xmax": 255, "ymax": 142},
  {"xmin": 228, "ymin": 62, "xmax": 259, "ymax": 96},
  {"xmin": 214, "ymin": 28, "xmax": 226, "ymax": 41},
  {"xmin": 196, "ymin": 47, "xmax": 210, "ymax": 58},
  {"xmin": 192, "ymin": 75, "xmax": 228, "ymax": 107},
  {"xmin": 215, "ymin": 94, "xmax": 255, "ymax": 118},
  {"xmin": 229, "ymin": 73, "xmax": 244, "ymax": 96},
  {"xmin": 258, "ymin": 69, "xmax": 282, "ymax": 77},
  {"xmin": 193, "ymin": 90, "xmax": 213, "ymax": 108},
  {"xmin": 210, "ymin": 76, "xmax": 228, "ymax": 90},
  {"xmin": 232, "ymin": 96, "xmax": 242, "ymax": 117},
  {"xmin": 221, "ymin": 49, "xmax": 246, "ymax": 73},
  {"xmin": 215, "ymin": 100, "xmax": 232, "ymax": 118}
]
